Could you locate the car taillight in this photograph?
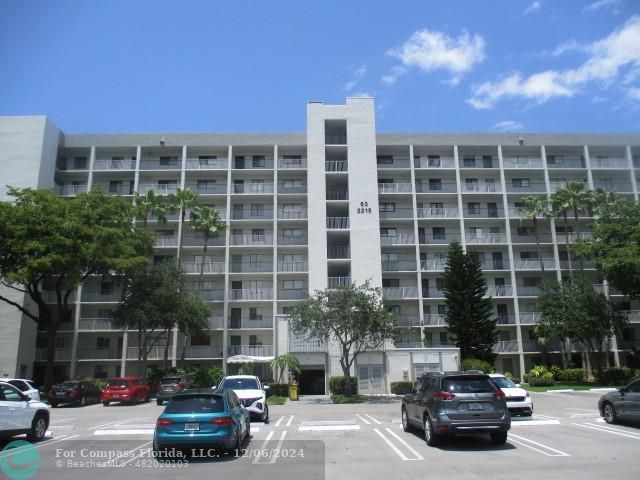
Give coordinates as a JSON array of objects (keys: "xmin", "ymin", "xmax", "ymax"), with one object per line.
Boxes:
[
  {"xmin": 156, "ymin": 418, "xmax": 174, "ymax": 427},
  {"xmin": 48, "ymin": 389, "xmax": 54, "ymax": 397},
  {"xmin": 70, "ymin": 389, "xmax": 79, "ymax": 397},
  {"xmin": 211, "ymin": 417, "xmax": 234, "ymax": 426},
  {"xmin": 495, "ymin": 390, "xmax": 506, "ymax": 400},
  {"xmin": 435, "ymin": 391, "xmax": 456, "ymax": 400},
  {"xmin": 177, "ymin": 383, "xmax": 186, "ymax": 390}
]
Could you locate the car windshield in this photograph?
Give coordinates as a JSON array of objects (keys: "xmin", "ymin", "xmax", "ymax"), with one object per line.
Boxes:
[
  {"xmin": 106, "ymin": 379, "xmax": 128, "ymax": 387},
  {"xmin": 442, "ymin": 377, "xmax": 496, "ymax": 393},
  {"xmin": 220, "ymin": 378, "xmax": 259, "ymax": 390},
  {"xmin": 161, "ymin": 378, "xmax": 181, "ymax": 385},
  {"xmin": 60, "ymin": 381, "xmax": 79, "ymax": 388},
  {"xmin": 165, "ymin": 395, "xmax": 225, "ymax": 413},
  {"xmin": 492, "ymin": 376, "xmax": 517, "ymax": 389}
]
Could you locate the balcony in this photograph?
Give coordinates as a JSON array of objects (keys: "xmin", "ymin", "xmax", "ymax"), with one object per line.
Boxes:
[
  {"xmin": 514, "ymin": 258, "xmax": 556, "ymax": 270},
  {"xmin": 506, "ymin": 182, "xmax": 547, "ymax": 193},
  {"xmin": 277, "ymin": 235, "xmax": 308, "ymax": 245},
  {"xmin": 496, "ymin": 314, "xmax": 516, "ymax": 325},
  {"xmin": 278, "ymin": 209, "xmax": 307, "ymax": 220},
  {"xmin": 414, "ymin": 157, "xmax": 456, "ymax": 169},
  {"xmin": 382, "ymin": 260, "xmax": 417, "ymax": 272},
  {"xmin": 182, "ymin": 234, "xmax": 225, "ymax": 247},
  {"xmin": 546, "ymin": 156, "xmax": 585, "ymax": 168},
  {"xmin": 493, "ymin": 340, "xmax": 519, "ymax": 353},
  {"xmin": 229, "ymin": 317, "xmax": 273, "ymax": 329},
  {"xmin": 380, "ymin": 233, "xmax": 415, "ymax": 245},
  {"xmin": 419, "ymin": 233, "xmax": 461, "ymax": 244},
  {"xmin": 186, "ymin": 182, "xmax": 227, "ymax": 195},
  {"xmin": 230, "ymin": 262, "xmax": 273, "ymax": 273},
  {"xmin": 186, "ymin": 158, "xmax": 228, "ymax": 170},
  {"xmin": 328, "ymin": 276, "xmax": 351, "ymax": 288},
  {"xmin": 182, "ymin": 261, "xmax": 225, "ymax": 274},
  {"xmin": 464, "ymin": 207, "xmax": 505, "ymax": 219},
  {"xmin": 379, "ymin": 208, "xmax": 414, "ymax": 219},
  {"xmin": 479, "ymin": 260, "xmax": 511, "ymax": 270},
  {"xmin": 328, "ymin": 246, "xmax": 350, "ymax": 259},
  {"xmin": 228, "ymin": 345, "xmax": 274, "ymax": 357},
  {"xmin": 182, "ymin": 345, "xmax": 223, "ymax": 359},
  {"xmin": 377, "ymin": 157, "xmax": 411, "ymax": 169},
  {"xmin": 207, "ymin": 317, "xmax": 225, "ymax": 329},
  {"xmin": 512, "ymin": 234, "xmax": 553, "ymax": 244},
  {"xmin": 517, "ymin": 286, "xmax": 542, "ymax": 296},
  {"xmin": 140, "ymin": 159, "xmax": 181, "ymax": 170},
  {"xmin": 278, "ymin": 158, "xmax": 307, "ymax": 169},
  {"xmin": 423, "ymin": 314, "xmax": 446, "ymax": 326},
  {"xmin": 325, "ymin": 161, "xmax": 347, "ymax": 172},
  {"xmin": 395, "ymin": 316, "xmax": 421, "ymax": 327},
  {"xmin": 126, "ymin": 346, "xmax": 166, "ymax": 360},
  {"xmin": 383, "ymin": 287, "xmax": 419, "ymax": 299},
  {"xmin": 421, "ymin": 259, "xmax": 446, "ymax": 271},
  {"xmin": 77, "ymin": 348, "xmax": 122, "ymax": 360},
  {"xmin": 423, "ymin": 288, "xmax": 445, "ymax": 298},
  {"xmin": 77, "ymin": 318, "xmax": 118, "ymax": 331},
  {"xmin": 138, "ymin": 183, "xmax": 178, "ymax": 195},
  {"xmin": 229, "ymin": 289, "xmax": 273, "ymax": 301},
  {"xmin": 94, "ymin": 159, "xmax": 136, "ymax": 170},
  {"xmin": 549, "ymin": 180, "xmax": 589, "ymax": 193},
  {"xmin": 82, "ymin": 290, "xmax": 122, "ymax": 302},
  {"xmin": 279, "ymin": 183, "xmax": 307, "ymax": 194},
  {"xmin": 590, "ymin": 158, "xmax": 629, "ymax": 169},
  {"xmin": 327, "ymin": 217, "xmax": 349, "ymax": 229},
  {"xmin": 231, "ymin": 208, "xmax": 274, "ymax": 220},
  {"xmin": 56, "ymin": 184, "xmax": 88, "ymax": 196},
  {"xmin": 35, "ymin": 348, "xmax": 72, "ymax": 361},
  {"xmin": 519, "ymin": 312, "xmax": 542, "ymax": 325},
  {"xmin": 198, "ymin": 289, "xmax": 225, "ymax": 301},
  {"xmin": 487, "ymin": 286, "xmax": 514, "ymax": 297},
  {"xmin": 503, "ymin": 157, "xmax": 543, "ymax": 169},
  {"xmin": 416, "ymin": 182, "xmax": 458, "ymax": 193},
  {"xmin": 466, "ymin": 233, "xmax": 508, "ymax": 244},
  {"xmin": 278, "ymin": 261, "xmax": 308, "ymax": 272},
  {"xmin": 231, "ymin": 234, "xmax": 273, "ymax": 246},
  {"xmin": 233, "ymin": 183, "xmax": 274, "ymax": 194},
  {"xmin": 622, "ymin": 310, "xmax": 640, "ymax": 323},
  {"xmin": 417, "ymin": 207, "xmax": 459, "ymax": 219},
  {"xmin": 462, "ymin": 183, "xmax": 502, "ymax": 193},
  {"xmin": 592, "ymin": 180, "xmax": 634, "ymax": 192},
  {"xmin": 155, "ymin": 236, "xmax": 178, "ymax": 247},
  {"xmin": 278, "ymin": 289, "xmax": 307, "ymax": 300},
  {"xmin": 378, "ymin": 183, "xmax": 412, "ymax": 194},
  {"xmin": 326, "ymin": 189, "xmax": 349, "ymax": 200},
  {"xmin": 288, "ymin": 334, "xmax": 327, "ymax": 353}
]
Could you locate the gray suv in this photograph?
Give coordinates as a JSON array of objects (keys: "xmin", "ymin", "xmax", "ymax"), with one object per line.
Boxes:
[
  {"xmin": 156, "ymin": 376, "xmax": 193, "ymax": 405},
  {"xmin": 401, "ymin": 371, "xmax": 511, "ymax": 446}
]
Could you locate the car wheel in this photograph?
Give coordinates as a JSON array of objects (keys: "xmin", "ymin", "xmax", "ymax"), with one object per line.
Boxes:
[
  {"xmin": 262, "ymin": 404, "xmax": 269, "ymax": 424},
  {"xmin": 603, "ymin": 402, "xmax": 617, "ymax": 424},
  {"xmin": 50, "ymin": 402, "xmax": 58, "ymax": 408},
  {"xmin": 245, "ymin": 419, "xmax": 251, "ymax": 440},
  {"xmin": 27, "ymin": 414, "xmax": 48, "ymax": 442},
  {"xmin": 490, "ymin": 431, "xmax": 508, "ymax": 445},
  {"xmin": 524, "ymin": 410, "xmax": 533, "ymax": 417},
  {"xmin": 401, "ymin": 407, "xmax": 412, "ymax": 432},
  {"xmin": 229, "ymin": 429, "xmax": 241, "ymax": 455},
  {"xmin": 103, "ymin": 401, "xmax": 109, "ymax": 407},
  {"xmin": 157, "ymin": 399, "xmax": 164, "ymax": 406},
  {"xmin": 424, "ymin": 415, "xmax": 440, "ymax": 447}
]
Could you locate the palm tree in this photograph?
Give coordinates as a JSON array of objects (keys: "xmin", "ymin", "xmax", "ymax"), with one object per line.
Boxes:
[
  {"xmin": 590, "ymin": 189, "xmax": 623, "ymax": 220},
  {"xmin": 168, "ymin": 188, "xmax": 199, "ymax": 262},
  {"xmin": 551, "ymin": 183, "xmax": 590, "ymax": 276},
  {"xmin": 519, "ymin": 195, "xmax": 551, "ymax": 272},
  {"xmin": 269, "ymin": 353, "xmax": 301, "ymax": 384},
  {"xmin": 189, "ymin": 205, "xmax": 226, "ymax": 288},
  {"xmin": 133, "ymin": 190, "xmax": 168, "ymax": 228}
]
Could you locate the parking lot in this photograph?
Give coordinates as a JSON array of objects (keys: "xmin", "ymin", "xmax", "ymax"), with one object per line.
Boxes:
[{"xmin": 2, "ymin": 390, "xmax": 639, "ymax": 480}]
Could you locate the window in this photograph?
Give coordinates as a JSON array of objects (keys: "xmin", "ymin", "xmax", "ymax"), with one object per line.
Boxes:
[
  {"xmin": 463, "ymin": 156, "xmax": 476, "ymax": 167},
  {"xmin": 547, "ymin": 155, "xmax": 562, "ymax": 165},
  {"xmin": 249, "ymin": 307, "xmax": 263, "ymax": 320},
  {"xmin": 512, "ymin": 178, "xmax": 530, "ymax": 188},
  {"xmin": 252, "ymin": 228, "xmax": 265, "ymax": 241},
  {"xmin": 517, "ymin": 226, "xmax": 534, "ymax": 236},
  {"xmin": 251, "ymin": 204, "xmax": 265, "ymax": 217},
  {"xmin": 284, "ymin": 280, "xmax": 303, "ymax": 290},
  {"xmin": 520, "ymin": 251, "xmax": 538, "ymax": 259},
  {"xmin": 197, "ymin": 179, "xmax": 215, "ymax": 192},
  {"xmin": 379, "ymin": 203, "xmax": 396, "ymax": 212},
  {"xmin": 100, "ymin": 282, "xmax": 114, "ymax": 295},
  {"xmin": 377, "ymin": 155, "xmax": 393, "ymax": 165},
  {"xmin": 282, "ymin": 155, "xmax": 302, "ymax": 167},
  {"xmin": 426, "ymin": 178, "xmax": 441, "ymax": 191},
  {"xmin": 109, "ymin": 181, "xmax": 122, "ymax": 193},
  {"xmin": 382, "ymin": 252, "xmax": 398, "ymax": 262},
  {"xmin": 96, "ymin": 337, "xmax": 110, "ymax": 349},
  {"xmin": 252, "ymin": 156, "xmax": 266, "ymax": 168},
  {"xmin": 1, "ymin": 384, "xmax": 23, "ymax": 402},
  {"xmin": 190, "ymin": 335, "xmax": 211, "ymax": 346},
  {"xmin": 467, "ymin": 202, "xmax": 481, "ymax": 214},
  {"xmin": 439, "ymin": 332, "xmax": 448, "ymax": 344},
  {"xmin": 382, "ymin": 279, "xmax": 400, "ymax": 288},
  {"xmin": 432, "ymin": 227, "xmax": 445, "ymax": 240},
  {"xmin": 466, "ymin": 178, "xmax": 478, "ymax": 191},
  {"xmin": 199, "ymin": 155, "xmax": 217, "ymax": 166},
  {"xmin": 74, "ymin": 157, "xmax": 88, "ymax": 169},
  {"xmin": 437, "ymin": 304, "xmax": 446, "ymax": 315},
  {"xmin": 430, "ymin": 202, "xmax": 443, "ymax": 214},
  {"xmin": 159, "ymin": 156, "xmax": 178, "ymax": 166},
  {"xmin": 427, "ymin": 155, "xmax": 441, "ymax": 167},
  {"xmin": 380, "ymin": 227, "xmax": 397, "ymax": 237},
  {"xmin": 98, "ymin": 309, "xmax": 113, "ymax": 319},
  {"xmin": 523, "ymin": 277, "xmax": 540, "ymax": 287}
]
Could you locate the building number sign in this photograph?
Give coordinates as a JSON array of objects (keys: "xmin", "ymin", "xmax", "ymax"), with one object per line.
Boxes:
[{"xmin": 357, "ymin": 201, "xmax": 372, "ymax": 214}]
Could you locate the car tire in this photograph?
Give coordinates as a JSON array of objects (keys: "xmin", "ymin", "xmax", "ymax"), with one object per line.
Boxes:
[
  {"xmin": 490, "ymin": 431, "xmax": 508, "ymax": 445},
  {"xmin": 401, "ymin": 407, "xmax": 412, "ymax": 432},
  {"xmin": 424, "ymin": 415, "xmax": 440, "ymax": 447},
  {"xmin": 603, "ymin": 402, "xmax": 617, "ymax": 424},
  {"xmin": 103, "ymin": 401, "xmax": 109, "ymax": 407},
  {"xmin": 262, "ymin": 404, "xmax": 269, "ymax": 424},
  {"xmin": 246, "ymin": 419, "xmax": 251, "ymax": 439},
  {"xmin": 27, "ymin": 413, "xmax": 48, "ymax": 442},
  {"xmin": 157, "ymin": 399, "xmax": 164, "ymax": 406},
  {"xmin": 50, "ymin": 402, "xmax": 58, "ymax": 408},
  {"xmin": 524, "ymin": 410, "xmax": 533, "ymax": 417}
]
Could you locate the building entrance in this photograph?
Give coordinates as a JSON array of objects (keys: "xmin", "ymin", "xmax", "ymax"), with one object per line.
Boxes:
[{"xmin": 298, "ymin": 369, "xmax": 325, "ymax": 395}]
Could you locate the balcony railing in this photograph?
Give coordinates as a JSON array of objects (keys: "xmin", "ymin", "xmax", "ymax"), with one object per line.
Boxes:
[
  {"xmin": 422, "ymin": 288, "xmax": 445, "ymax": 298},
  {"xmin": 327, "ymin": 217, "xmax": 349, "ymax": 229},
  {"xmin": 493, "ymin": 340, "xmax": 519, "ymax": 353},
  {"xmin": 77, "ymin": 348, "xmax": 122, "ymax": 360},
  {"xmin": 277, "ymin": 235, "xmax": 308, "ymax": 245},
  {"xmin": 377, "ymin": 157, "xmax": 411, "ymax": 169},
  {"xmin": 140, "ymin": 159, "xmax": 181, "ymax": 170},
  {"xmin": 326, "ymin": 189, "xmax": 348, "ymax": 200},
  {"xmin": 464, "ymin": 207, "xmax": 504, "ymax": 218},
  {"xmin": 138, "ymin": 183, "xmax": 178, "ymax": 195},
  {"xmin": 186, "ymin": 158, "xmax": 228, "ymax": 170},
  {"xmin": 288, "ymin": 334, "xmax": 327, "ymax": 353},
  {"xmin": 514, "ymin": 258, "xmax": 556, "ymax": 270},
  {"xmin": 207, "ymin": 317, "xmax": 225, "ymax": 329},
  {"xmin": 380, "ymin": 233, "xmax": 415, "ymax": 245},
  {"xmin": 327, "ymin": 246, "xmax": 350, "ymax": 259},
  {"xmin": 182, "ymin": 234, "xmax": 225, "ymax": 247},
  {"xmin": 182, "ymin": 261, "xmax": 225, "ymax": 274},
  {"xmin": 487, "ymin": 286, "xmax": 514, "ymax": 297},
  {"xmin": 229, "ymin": 317, "xmax": 273, "ymax": 329},
  {"xmin": 233, "ymin": 183, "xmax": 274, "ymax": 194},
  {"xmin": 328, "ymin": 276, "xmax": 351, "ymax": 288},
  {"xmin": 278, "ymin": 261, "xmax": 308, "ymax": 272},
  {"xmin": 229, "ymin": 262, "xmax": 273, "ymax": 273},
  {"xmin": 414, "ymin": 157, "xmax": 456, "ymax": 169},
  {"xmin": 77, "ymin": 318, "xmax": 119, "ymax": 331},
  {"xmin": 36, "ymin": 348, "xmax": 72, "ymax": 361},
  {"xmin": 416, "ymin": 182, "xmax": 458, "ymax": 193},
  {"xmin": 419, "ymin": 233, "xmax": 461, "ymax": 244},
  {"xmin": 231, "ymin": 208, "xmax": 274, "ymax": 220},
  {"xmin": 379, "ymin": 208, "xmax": 414, "ymax": 219},
  {"xmin": 82, "ymin": 290, "xmax": 122, "ymax": 302},
  {"xmin": 549, "ymin": 180, "xmax": 589, "ymax": 192},
  {"xmin": 592, "ymin": 181, "xmax": 634, "ymax": 192},
  {"xmin": 519, "ymin": 312, "xmax": 542, "ymax": 325},
  {"xmin": 503, "ymin": 157, "xmax": 544, "ymax": 169},
  {"xmin": 198, "ymin": 289, "xmax": 225, "ymax": 301},
  {"xmin": 505, "ymin": 182, "xmax": 547, "ymax": 193},
  {"xmin": 278, "ymin": 209, "xmax": 307, "ymax": 220},
  {"xmin": 56, "ymin": 184, "xmax": 88, "ymax": 196},
  {"xmin": 479, "ymin": 260, "xmax": 511, "ymax": 270},
  {"xmin": 228, "ymin": 345, "xmax": 273, "ymax": 357},
  {"xmin": 423, "ymin": 314, "xmax": 446, "ymax": 326},
  {"xmin": 421, "ymin": 259, "xmax": 447, "ymax": 271},
  {"xmin": 590, "ymin": 158, "xmax": 629, "ymax": 169},
  {"xmin": 185, "ymin": 183, "xmax": 227, "ymax": 195},
  {"xmin": 517, "ymin": 286, "xmax": 542, "ymax": 296},
  {"xmin": 278, "ymin": 158, "xmax": 307, "ymax": 169},
  {"xmin": 94, "ymin": 159, "xmax": 136, "ymax": 170},
  {"xmin": 462, "ymin": 183, "xmax": 502, "ymax": 193},
  {"xmin": 466, "ymin": 233, "xmax": 508, "ymax": 244},
  {"xmin": 382, "ymin": 260, "xmax": 416, "ymax": 272},
  {"xmin": 383, "ymin": 287, "xmax": 419, "ymax": 299},
  {"xmin": 325, "ymin": 161, "xmax": 347, "ymax": 172},
  {"xmin": 279, "ymin": 184, "xmax": 308, "ymax": 194},
  {"xmin": 512, "ymin": 234, "xmax": 553, "ymax": 244},
  {"xmin": 126, "ymin": 346, "xmax": 166, "ymax": 360},
  {"xmin": 394, "ymin": 316, "xmax": 422, "ymax": 327},
  {"xmin": 231, "ymin": 234, "xmax": 273, "ymax": 246},
  {"xmin": 496, "ymin": 314, "xmax": 516, "ymax": 325},
  {"xmin": 184, "ymin": 345, "xmax": 224, "ymax": 358},
  {"xmin": 546, "ymin": 157, "xmax": 585, "ymax": 168},
  {"xmin": 417, "ymin": 207, "xmax": 459, "ymax": 218},
  {"xmin": 278, "ymin": 289, "xmax": 307, "ymax": 300},
  {"xmin": 378, "ymin": 183, "xmax": 412, "ymax": 194},
  {"xmin": 229, "ymin": 289, "xmax": 273, "ymax": 301}
]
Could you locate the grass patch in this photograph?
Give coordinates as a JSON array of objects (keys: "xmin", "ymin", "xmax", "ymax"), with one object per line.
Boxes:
[
  {"xmin": 525, "ymin": 383, "xmax": 619, "ymax": 392},
  {"xmin": 330, "ymin": 394, "xmax": 365, "ymax": 404},
  {"xmin": 268, "ymin": 396, "xmax": 288, "ymax": 405}
]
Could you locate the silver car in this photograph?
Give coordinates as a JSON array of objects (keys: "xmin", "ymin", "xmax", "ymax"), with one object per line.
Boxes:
[{"xmin": 599, "ymin": 378, "xmax": 640, "ymax": 424}]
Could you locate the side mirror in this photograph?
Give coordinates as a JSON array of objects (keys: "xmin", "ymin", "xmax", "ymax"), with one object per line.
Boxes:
[
  {"xmin": 23, "ymin": 394, "xmax": 32, "ymax": 402},
  {"xmin": 515, "ymin": 383, "xmax": 521, "ymax": 388}
]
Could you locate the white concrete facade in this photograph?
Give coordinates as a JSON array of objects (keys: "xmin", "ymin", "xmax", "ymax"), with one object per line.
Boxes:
[{"xmin": 1, "ymin": 98, "xmax": 640, "ymax": 392}]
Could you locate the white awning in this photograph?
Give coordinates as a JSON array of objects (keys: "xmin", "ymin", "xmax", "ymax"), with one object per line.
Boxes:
[{"xmin": 226, "ymin": 354, "xmax": 274, "ymax": 363}]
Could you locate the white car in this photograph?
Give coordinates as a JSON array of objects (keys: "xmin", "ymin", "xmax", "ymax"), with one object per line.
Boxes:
[
  {"xmin": 0, "ymin": 381, "xmax": 50, "ymax": 441},
  {"xmin": 489, "ymin": 374, "xmax": 533, "ymax": 416},
  {"xmin": 217, "ymin": 375, "xmax": 270, "ymax": 423},
  {"xmin": 3, "ymin": 378, "xmax": 41, "ymax": 401}
]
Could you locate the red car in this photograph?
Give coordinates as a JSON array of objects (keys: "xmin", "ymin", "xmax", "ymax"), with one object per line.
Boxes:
[{"xmin": 101, "ymin": 377, "xmax": 150, "ymax": 406}]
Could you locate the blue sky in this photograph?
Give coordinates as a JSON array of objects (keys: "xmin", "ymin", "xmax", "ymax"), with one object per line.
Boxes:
[{"xmin": 1, "ymin": 0, "xmax": 639, "ymax": 133}]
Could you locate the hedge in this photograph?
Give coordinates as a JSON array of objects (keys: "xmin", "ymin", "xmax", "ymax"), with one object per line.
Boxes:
[
  {"xmin": 596, "ymin": 367, "xmax": 635, "ymax": 385},
  {"xmin": 461, "ymin": 358, "xmax": 492, "ymax": 374},
  {"xmin": 390, "ymin": 381, "xmax": 414, "ymax": 395},
  {"xmin": 329, "ymin": 376, "xmax": 358, "ymax": 395},
  {"xmin": 267, "ymin": 383, "xmax": 289, "ymax": 397}
]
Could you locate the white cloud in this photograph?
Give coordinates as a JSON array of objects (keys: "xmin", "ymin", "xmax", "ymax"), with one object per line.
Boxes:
[
  {"xmin": 551, "ymin": 39, "xmax": 581, "ymax": 56},
  {"xmin": 350, "ymin": 91, "xmax": 372, "ymax": 98},
  {"xmin": 344, "ymin": 65, "xmax": 366, "ymax": 91},
  {"xmin": 628, "ymin": 87, "xmax": 640, "ymax": 101},
  {"xmin": 522, "ymin": 1, "xmax": 542, "ymax": 16},
  {"xmin": 492, "ymin": 120, "xmax": 524, "ymax": 132},
  {"xmin": 385, "ymin": 28, "xmax": 485, "ymax": 85},
  {"xmin": 583, "ymin": 0, "xmax": 621, "ymax": 13},
  {"xmin": 469, "ymin": 16, "xmax": 640, "ymax": 109}
]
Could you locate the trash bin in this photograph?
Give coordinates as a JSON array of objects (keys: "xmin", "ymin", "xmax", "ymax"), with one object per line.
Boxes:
[{"xmin": 288, "ymin": 382, "xmax": 299, "ymax": 401}]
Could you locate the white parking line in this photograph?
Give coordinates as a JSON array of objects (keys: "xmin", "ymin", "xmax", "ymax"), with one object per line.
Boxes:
[
  {"xmin": 356, "ymin": 414, "xmax": 370, "ymax": 425},
  {"xmin": 298, "ymin": 425, "xmax": 360, "ymax": 431},
  {"xmin": 274, "ymin": 416, "xmax": 285, "ymax": 427},
  {"xmin": 364, "ymin": 414, "xmax": 382, "ymax": 425},
  {"xmin": 286, "ymin": 415, "xmax": 294, "ymax": 427},
  {"xmin": 533, "ymin": 414, "xmax": 561, "ymax": 420},
  {"xmin": 0, "ymin": 435, "xmax": 79, "ymax": 460},
  {"xmin": 94, "ymin": 429, "xmax": 155, "ymax": 435},
  {"xmin": 114, "ymin": 441, "xmax": 153, "ymax": 467},
  {"xmin": 267, "ymin": 431, "xmax": 287, "ymax": 464},
  {"xmin": 574, "ymin": 423, "xmax": 640, "ymax": 440},
  {"xmin": 384, "ymin": 428, "xmax": 424, "ymax": 460},
  {"xmin": 511, "ymin": 419, "xmax": 561, "ymax": 426},
  {"xmin": 373, "ymin": 428, "xmax": 422, "ymax": 461},
  {"xmin": 252, "ymin": 431, "xmax": 276, "ymax": 464},
  {"xmin": 508, "ymin": 433, "xmax": 570, "ymax": 457}
]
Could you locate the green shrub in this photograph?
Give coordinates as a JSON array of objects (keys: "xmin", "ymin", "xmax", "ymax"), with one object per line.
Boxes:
[
  {"xmin": 328, "ymin": 376, "xmax": 358, "ymax": 395},
  {"xmin": 331, "ymin": 394, "xmax": 365, "ymax": 404},
  {"xmin": 461, "ymin": 358, "xmax": 493, "ymax": 373},
  {"xmin": 267, "ymin": 383, "xmax": 289, "ymax": 397},
  {"xmin": 554, "ymin": 368, "xmax": 585, "ymax": 383},
  {"xmin": 597, "ymin": 367, "xmax": 634, "ymax": 385},
  {"xmin": 528, "ymin": 373, "xmax": 555, "ymax": 386},
  {"xmin": 390, "ymin": 381, "xmax": 414, "ymax": 395}
]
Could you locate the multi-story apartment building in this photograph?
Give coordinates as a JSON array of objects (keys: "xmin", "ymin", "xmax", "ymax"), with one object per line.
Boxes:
[{"xmin": 1, "ymin": 97, "xmax": 639, "ymax": 394}]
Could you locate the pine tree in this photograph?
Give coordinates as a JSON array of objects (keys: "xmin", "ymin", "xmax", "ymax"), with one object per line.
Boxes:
[{"xmin": 442, "ymin": 242, "xmax": 497, "ymax": 364}]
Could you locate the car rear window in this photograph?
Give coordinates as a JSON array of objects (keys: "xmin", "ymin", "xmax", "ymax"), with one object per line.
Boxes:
[
  {"xmin": 106, "ymin": 379, "xmax": 128, "ymax": 387},
  {"xmin": 219, "ymin": 378, "xmax": 258, "ymax": 390},
  {"xmin": 8, "ymin": 380, "xmax": 28, "ymax": 391},
  {"xmin": 161, "ymin": 378, "xmax": 181, "ymax": 385},
  {"xmin": 60, "ymin": 381, "xmax": 79, "ymax": 389},
  {"xmin": 165, "ymin": 395, "xmax": 225, "ymax": 413},
  {"xmin": 491, "ymin": 376, "xmax": 517, "ymax": 389},
  {"xmin": 442, "ymin": 376, "xmax": 496, "ymax": 394}
]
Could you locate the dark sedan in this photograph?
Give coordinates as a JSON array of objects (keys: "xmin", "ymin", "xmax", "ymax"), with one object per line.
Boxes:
[
  {"xmin": 48, "ymin": 381, "xmax": 101, "ymax": 407},
  {"xmin": 599, "ymin": 378, "xmax": 640, "ymax": 424}
]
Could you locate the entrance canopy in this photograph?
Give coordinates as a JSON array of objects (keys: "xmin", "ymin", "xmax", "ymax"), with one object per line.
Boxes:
[{"xmin": 226, "ymin": 354, "xmax": 274, "ymax": 364}]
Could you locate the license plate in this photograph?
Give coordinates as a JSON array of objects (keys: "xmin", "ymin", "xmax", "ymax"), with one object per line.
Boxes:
[
  {"xmin": 468, "ymin": 402, "xmax": 483, "ymax": 410},
  {"xmin": 57, "ymin": 392, "xmax": 65, "ymax": 396},
  {"xmin": 112, "ymin": 394, "xmax": 119, "ymax": 398},
  {"xmin": 184, "ymin": 423, "xmax": 199, "ymax": 431}
]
